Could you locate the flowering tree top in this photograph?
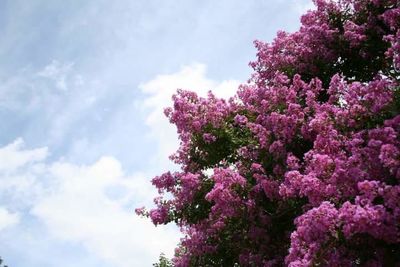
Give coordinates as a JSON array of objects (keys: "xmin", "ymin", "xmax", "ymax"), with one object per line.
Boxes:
[{"xmin": 138, "ymin": 0, "xmax": 400, "ymax": 266}]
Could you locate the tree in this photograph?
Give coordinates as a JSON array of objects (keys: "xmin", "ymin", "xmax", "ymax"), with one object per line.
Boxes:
[{"xmin": 137, "ymin": 0, "xmax": 400, "ymax": 266}]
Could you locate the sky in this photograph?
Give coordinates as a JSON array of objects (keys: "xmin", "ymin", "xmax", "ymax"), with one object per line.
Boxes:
[{"xmin": 0, "ymin": 1, "xmax": 313, "ymax": 266}]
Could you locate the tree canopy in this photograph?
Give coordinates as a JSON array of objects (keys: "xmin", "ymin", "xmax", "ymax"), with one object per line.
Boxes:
[{"xmin": 138, "ymin": 0, "xmax": 400, "ymax": 266}]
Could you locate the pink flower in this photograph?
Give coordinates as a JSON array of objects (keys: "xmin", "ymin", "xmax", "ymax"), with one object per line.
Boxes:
[{"xmin": 202, "ymin": 133, "xmax": 217, "ymax": 144}]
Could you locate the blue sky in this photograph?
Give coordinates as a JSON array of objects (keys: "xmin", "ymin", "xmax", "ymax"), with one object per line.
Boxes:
[{"xmin": 0, "ymin": 1, "xmax": 312, "ymax": 266}]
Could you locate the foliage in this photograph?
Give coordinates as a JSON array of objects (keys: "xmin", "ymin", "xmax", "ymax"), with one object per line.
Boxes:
[
  {"xmin": 138, "ymin": 0, "xmax": 400, "ymax": 266},
  {"xmin": 153, "ymin": 253, "xmax": 173, "ymax": 267}
]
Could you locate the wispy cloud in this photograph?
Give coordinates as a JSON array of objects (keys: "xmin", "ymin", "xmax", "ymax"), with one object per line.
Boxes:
[{"xmin": 37, "ymin": 60, "xmax": 75, "ymax": 91}]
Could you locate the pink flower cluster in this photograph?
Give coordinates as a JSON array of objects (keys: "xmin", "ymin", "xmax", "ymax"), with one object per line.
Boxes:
[{"xmin": 140, "ymin": 0, "xmax": 400, "ymax": 266}]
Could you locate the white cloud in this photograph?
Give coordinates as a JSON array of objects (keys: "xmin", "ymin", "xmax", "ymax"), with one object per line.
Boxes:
[
  {"xmin": 139, "ymin": 63, "xmax": 240, "ymax": 169},
  {"xmin": 0, "ymin": 138, "xmax": 48, "ymax": 172},
  {"xmin": 292, "ymin": 0, "xmax": 314, "ymax": 15},
  {"xmin": 0, "ymin": 207, "xmax": 19, "ymax": 231},
  {"xmin": 32, "ymin": 157, "xmax": 178, "ymax": 267},
  {"xmin": 0, "ymin": 140, "xmax": 179, "ymax": 267}
]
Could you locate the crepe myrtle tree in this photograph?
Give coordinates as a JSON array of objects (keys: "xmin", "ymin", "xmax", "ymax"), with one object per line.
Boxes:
[{"xmin": 137, "ymin": 0, "xmax": 400, "ymax": 266}]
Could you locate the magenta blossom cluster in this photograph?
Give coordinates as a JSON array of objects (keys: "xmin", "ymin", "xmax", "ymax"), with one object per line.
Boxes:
[{"xmin": 138, "ymin": 0, "xmax": 400, "ymax": 266}]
